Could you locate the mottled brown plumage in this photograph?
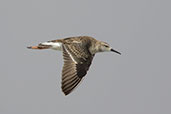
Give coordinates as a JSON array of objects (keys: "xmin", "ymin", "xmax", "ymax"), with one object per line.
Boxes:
[{"xmin": 27, "ymin": 36, "xmax": 121, "ymax": 95}]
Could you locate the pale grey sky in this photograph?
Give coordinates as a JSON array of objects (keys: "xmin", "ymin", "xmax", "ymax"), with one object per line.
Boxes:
[{"xmin": 0, "ymin": 0, "xmax": 171, "ymax": 114}]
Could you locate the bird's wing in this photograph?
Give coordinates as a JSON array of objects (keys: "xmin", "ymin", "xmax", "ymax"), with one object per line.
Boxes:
[{"xmin": 62, "ymin": 43, "xmax": 94, "ymax": 95}]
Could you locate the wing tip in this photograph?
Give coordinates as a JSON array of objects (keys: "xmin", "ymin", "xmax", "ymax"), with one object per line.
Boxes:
[
  {"xmin": 61, "ymin": 77, "xmax": 82, "ymax": 96},
  {"xmin": 62, "ymin": 89, "xmax": 71, "ymax": 96},
  {"xmin": 63, "ymin": 92, "xmax": 70, "ymax": 96}
]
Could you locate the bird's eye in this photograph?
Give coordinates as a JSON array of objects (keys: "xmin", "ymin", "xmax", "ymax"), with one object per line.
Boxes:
[{"xmin": 104, "ymin": 45, "xmax": 109, "ymax": 48}]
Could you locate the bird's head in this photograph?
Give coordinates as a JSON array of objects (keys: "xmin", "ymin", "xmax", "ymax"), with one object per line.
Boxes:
[{"xmin": 97, "ymin": 41, "xmax": 121, "ymax": 55}]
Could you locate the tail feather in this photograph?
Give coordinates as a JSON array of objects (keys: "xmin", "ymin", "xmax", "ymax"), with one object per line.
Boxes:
[{"xmin": 27, "ymin": 44, "xmax": 52, "ymax": 49}]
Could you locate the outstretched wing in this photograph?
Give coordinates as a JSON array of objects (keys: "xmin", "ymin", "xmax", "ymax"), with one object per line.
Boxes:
[{"xmin": 62, "ymin": 43, "xmax": 94, "ymax": 95}]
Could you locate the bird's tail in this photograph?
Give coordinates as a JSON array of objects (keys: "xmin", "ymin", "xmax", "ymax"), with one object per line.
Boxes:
[{"xmin": 27, "ymin": 43, "xmax": 52, "ymax": 50}]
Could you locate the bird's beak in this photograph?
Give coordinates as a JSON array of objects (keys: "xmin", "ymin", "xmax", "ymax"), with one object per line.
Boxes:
[{"xmin": 111, "ymin": 48, "xmax": 121, "ymax": 55}]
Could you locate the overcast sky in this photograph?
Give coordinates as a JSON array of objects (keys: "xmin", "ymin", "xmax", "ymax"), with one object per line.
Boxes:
[{"xmin": 0, "ymin": 0, "xmax": 171, "ymax": 114}]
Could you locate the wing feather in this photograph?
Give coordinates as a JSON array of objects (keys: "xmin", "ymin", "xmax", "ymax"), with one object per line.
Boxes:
[{"xmin": 61, "ymin": 42, "xmax": 94, "ymax": 95}]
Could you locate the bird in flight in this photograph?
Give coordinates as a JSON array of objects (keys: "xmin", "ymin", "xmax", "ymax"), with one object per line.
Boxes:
[{"xmin": 27, "ymin": 36, "xmax": 121, "ymax": 95}]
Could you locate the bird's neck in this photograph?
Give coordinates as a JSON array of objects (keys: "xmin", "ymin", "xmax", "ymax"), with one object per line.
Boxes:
[{"xmin": 89, "ymin": 41, "xmax": 101, "ymax": 55}]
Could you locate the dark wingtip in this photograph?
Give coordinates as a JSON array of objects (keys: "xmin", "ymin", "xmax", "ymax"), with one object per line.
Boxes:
[{"xmin": 63, "ymin": 91, "xmax": 69, "ymax": 96}]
